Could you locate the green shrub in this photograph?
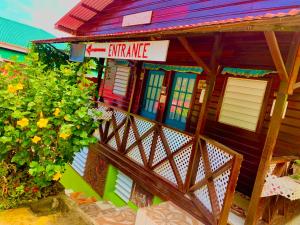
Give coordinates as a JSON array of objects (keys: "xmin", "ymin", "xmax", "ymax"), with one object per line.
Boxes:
[{"xmin": 0, "ymin": 52, "xmax": 100, "ymax": 209}]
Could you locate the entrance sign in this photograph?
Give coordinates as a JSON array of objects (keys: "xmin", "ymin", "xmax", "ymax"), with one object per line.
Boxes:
[{"xmin": 85, "ymin": 40, "xmax": 170, "ymax": 62}]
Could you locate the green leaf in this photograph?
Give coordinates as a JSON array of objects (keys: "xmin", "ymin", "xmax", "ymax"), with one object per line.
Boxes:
[
  {"xmin": 11, "ymin": 150, "xmax": 30, "ymax": 166},
  {"xmin": 0, "ymin": 136, "xmax": 12, "ymax": 144}
]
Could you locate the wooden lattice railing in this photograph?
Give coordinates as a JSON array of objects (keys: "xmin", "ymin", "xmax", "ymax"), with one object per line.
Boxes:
[{"xmin": 95, "ymin": 103, "xmax": 243, "ymax": 225}]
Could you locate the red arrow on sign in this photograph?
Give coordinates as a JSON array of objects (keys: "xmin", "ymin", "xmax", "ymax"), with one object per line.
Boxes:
[{"xmin": 86, "ymin": 44, "xmax": 106, "ymax": 56}]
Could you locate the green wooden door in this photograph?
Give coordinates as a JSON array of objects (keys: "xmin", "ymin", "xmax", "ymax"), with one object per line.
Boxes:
[
  {"xmin": 140, "ymin": 70, "xmax": 165, "ymax": 120},
  {"xmin": 165, "ymin": 72, "xmax": 196, "ymax": 130}
]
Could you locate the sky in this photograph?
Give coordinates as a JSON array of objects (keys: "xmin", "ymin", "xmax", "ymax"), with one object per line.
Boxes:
[{"xmin": 0, "ymin": 0, "xmax": 80, "ymax": 37}]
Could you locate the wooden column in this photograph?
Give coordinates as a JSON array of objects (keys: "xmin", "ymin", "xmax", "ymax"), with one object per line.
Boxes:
[
  {"xmin": 179, "ymin": 33, "xmax": 223, "ymax": 197},
  {"xmin": 245, "ymin": 31, "xmax": 299, "ymax": 225},
  {"xmin": 128, "ymin": 62, "xmax": 142, "ymax": 113}
]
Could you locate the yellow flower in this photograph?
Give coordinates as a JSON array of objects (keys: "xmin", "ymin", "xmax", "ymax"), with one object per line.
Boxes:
[
  {"xmin": 52, "ymin": 172, "xmax": 62, "ymax": 181},
  {"xmin": 15, "ymin": 83, "xmax": 24, "ymax": 90},
  {"xmin": 37, "ymin": 118, "xmax": 48, "ymax": 128},
  {"xmin": 17, "ymin": 118, "xmax": 29, "ymax": 128},
  {"xmin": 53, "ymin": 108, "xmax": 60, "ymax": 117},
  {"xmin": 7, "ymin": 85, "xmax": 17, "ymax": 94},
  {"xmin": 32, "ymin": 136, "xmax": 41, "ymax": 144},
  {"xmin": 59, "ymin": 133, "xmax": 70, "ymax": 140},
  {"xmin": 64, "ymin": 115, "xmax": 71, "ymax": 121}
]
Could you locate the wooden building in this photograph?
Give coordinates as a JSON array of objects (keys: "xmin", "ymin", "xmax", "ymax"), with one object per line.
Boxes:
[{"xmin": 35, "ymin": 1, "xmax": 300, "ymax": 224}]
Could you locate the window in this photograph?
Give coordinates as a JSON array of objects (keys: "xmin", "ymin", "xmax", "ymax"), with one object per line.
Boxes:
[
  {"xmin": 71, "ymin": 147, "xmax": 89, "ymax": 176},
  {"xmin": 112, "ymin": 65, "xmax": 131, "ymax": 96},
  {"xmin": 114, "ymin": 170, "xmax": 133, "ymax": 203},
  {"xmin": 218, "ymin": 77, "xmax": 267, "ymax": 131}
]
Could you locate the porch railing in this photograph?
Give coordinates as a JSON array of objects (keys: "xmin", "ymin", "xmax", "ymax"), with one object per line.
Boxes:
[{"xmin": 95, "ymin": 102, "xmax": 243, "ymax": 225}]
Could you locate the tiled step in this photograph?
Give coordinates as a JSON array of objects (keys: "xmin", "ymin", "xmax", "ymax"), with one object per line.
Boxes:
[{"xmin": 66, "ymin": 190, "xmax": 136, "ymax": 225}]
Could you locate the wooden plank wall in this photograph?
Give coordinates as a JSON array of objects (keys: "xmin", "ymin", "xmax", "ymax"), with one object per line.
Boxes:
[{"xmin": 274, "ymin": 76, "xmax": 300, "ymax": 157}]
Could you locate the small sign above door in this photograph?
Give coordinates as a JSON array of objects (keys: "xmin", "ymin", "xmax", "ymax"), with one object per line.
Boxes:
[
  {"xmin": 122, "ymin": 11, "xmax": 153, "ymax": 27},
  {"xmin": 85, "ymin": 40, "xmax": 170, "ymax": 62}
]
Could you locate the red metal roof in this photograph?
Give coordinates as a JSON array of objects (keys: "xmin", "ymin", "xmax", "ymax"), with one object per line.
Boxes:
[{"xmin": 55, "ymin": 0, "xmax": 114, "ymax": 33}]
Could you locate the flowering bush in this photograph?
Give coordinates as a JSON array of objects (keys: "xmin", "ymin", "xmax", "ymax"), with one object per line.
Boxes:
[{"xmin": 0, "ymin": 53, "xmax": 100, "ymax": 209}]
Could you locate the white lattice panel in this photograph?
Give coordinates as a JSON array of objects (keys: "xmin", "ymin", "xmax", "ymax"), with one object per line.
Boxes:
[
  {"xmin": 134, "ymin": 117, "xmax": 155, "ymax": 137},
  {"xmin": 141, "ymin": 132, "xmax": 154, "ymax": 161},
  {"xmin": 162, "ymin": 127, "xmax": 192, "ymax": 153},
  {"xmin": 126, "ymin": 146, "xmax": 144, "ymax": 166},
  {"xmin": 174, "ymin": 146, "xmax": 192, "ymax": 183},
  {"xmin": 114, "ymin": 110, "xmax": 127, "ymax": 126},
  {"xmin": 195, "ymin": 157, "xmax": 206, "ymax": 183},
  {"xmin": 194, "ymin": 185, "xmax": 212, "ymax": 213},
  {"xmin": 152, "ymin": 136, "xmax": 167, "ymax": 166},
  {"xmin": 154, "ymin": 161, "xmax": 177, "ymax": 186},
  {"xmin": 108, "ymin": 136, "xmax": 118, "ymax": 150},
  {"xmin": 214, "ymin": 169, "xmax": 231, "ymax": 208},
  {"xmin": 126, "ymin": 127, "xmax": 137, "ymax": 149},
  {"xmin": 207, "ymin": 143, "xmax": 232, "ymax": 172}
]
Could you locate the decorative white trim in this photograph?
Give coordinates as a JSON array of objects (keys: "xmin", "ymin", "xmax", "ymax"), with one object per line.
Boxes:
[{"xmin": 0, "ymin": 42, "xmax": 28, "ymax": 53}]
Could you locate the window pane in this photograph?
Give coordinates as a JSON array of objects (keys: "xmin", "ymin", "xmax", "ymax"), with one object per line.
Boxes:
[
  {"xmin": 151, "ymin": 87, "xmax": 157, "ymax": 100},
  {"xmin": 184, "ymin": 94, "xmax": 192, "ymax": 108},
  {"xmin": 175, "ymin": 107, "xmax": 182, "ymax": 120},
  {"xmin": 181, "ymin": 78, "xmax": 188, "ymax": 92},
  {"xmin": 178, "ymin": 93, "xmax": 185, "ymax": 107},
  {"xmin": 148, "ymin": 100, "xmax": 154, "ymax": 112},
  {"xmin": 169, "ymin": 105, "xmax": 176, "ymax": 119},
  {"xmin": 188, "ymin": 79, "xmax": 195, "ymax": 93},
  {"xmin": 181, "ymin": 109, "xmax": 188, "ymax": 123},
  {"xmin": 159, "ymin": 75, "xmax": 164, "ymax": 86},
  {"xmin": 175, "ymin": 77, "xmax": 182, "ymax": 90},
  {"xmin": 172, "ymin": 91, "xmax": 179, "ymax": 105},
  {"xmin": 153, "ymin": 75, "xmax": 159, "ymax": 87},
  {"xmin": 149, "ymin": 75, "xmax": 154, "ymax": 86},
  {"xmin": 147, "ymin": 87, "xmax": 152, "ymax": 98},
  {"xmin": 156, "ymin": 88, "xmax": 161, "ymax": 100}
]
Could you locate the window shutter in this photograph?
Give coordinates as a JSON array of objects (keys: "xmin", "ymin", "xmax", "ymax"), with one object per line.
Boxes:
[
  {"xmin": 114, "ymin": 171, "xmax": 133, "ymax": 203},
  {"xmin": 113, "ymin": 65, "xmax": 131, "ymax": 96},
  {"xmin": 71, "ymin": 147, "xmax": 89, "ymax": 176},
  {"xmin": 219, "ymin": 78, "xmax": 267, "ymax": 131}
]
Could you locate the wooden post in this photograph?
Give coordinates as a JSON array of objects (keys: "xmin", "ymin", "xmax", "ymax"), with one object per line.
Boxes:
[
  {"xmin": 245, "ymin": 31, "xmax": 299, "ymax": 225},
  {"xmin": 128, "ymin": 62, "xmax": 140, "ymax": 113},
  {"xmin": 180, "ymin": 33, "xmax": 223, "ymax": 199}
]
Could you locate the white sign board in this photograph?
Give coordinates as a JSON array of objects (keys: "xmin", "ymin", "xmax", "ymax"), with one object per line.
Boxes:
[
  {"xmin": 122, "ymin": 11, "xmax": 153, "ymax": 27},
  {"xmin": 85, "ymin": 40, "xmax": 169, "ymax": 62}
]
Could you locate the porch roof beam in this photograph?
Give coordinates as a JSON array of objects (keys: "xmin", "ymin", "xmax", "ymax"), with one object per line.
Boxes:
[
  {"xmin": 178, "ymin": 36, "xmax": 212, "ymax": 74},
  {"xmin": 264, "ymin": 31, "xmax": 289, "ymax": 82}
]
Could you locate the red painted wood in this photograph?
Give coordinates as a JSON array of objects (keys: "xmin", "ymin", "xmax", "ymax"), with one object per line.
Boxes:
[{"xmin": 72, "ymin": 0, "xmax": 300, "ymax": 36}]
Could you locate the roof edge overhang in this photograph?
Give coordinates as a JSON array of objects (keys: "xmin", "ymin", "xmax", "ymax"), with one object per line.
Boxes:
[
  {"xmin": 0, "ymin": 42, "xmax": 28, "ymax": 53},
  {"xmin": 34, "ymin": 14, "xmax": 300, "ymax": 44},
  {"xmin": 55, "ymin": 0, "xmax": 114, "ymax": 35}
]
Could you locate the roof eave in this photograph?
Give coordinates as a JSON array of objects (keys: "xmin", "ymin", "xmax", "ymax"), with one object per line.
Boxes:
[
  {"xmin": 0, "ymin": 42, "xmax": 28, "ymax": 53},
  {"xmin": 34, "ymin": 14, "xmax": 300, "ymax": 44}
]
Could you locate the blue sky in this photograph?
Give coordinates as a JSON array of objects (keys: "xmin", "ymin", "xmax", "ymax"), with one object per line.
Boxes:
[{"xmin": 0, "ymin": 0, "xmax": 80, "ymax": 37}]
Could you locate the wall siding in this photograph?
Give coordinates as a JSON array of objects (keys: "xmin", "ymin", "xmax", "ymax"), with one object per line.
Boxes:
[{"xmin": 77, "ymin": 0, "xmax": 300, "ymax": 36}]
